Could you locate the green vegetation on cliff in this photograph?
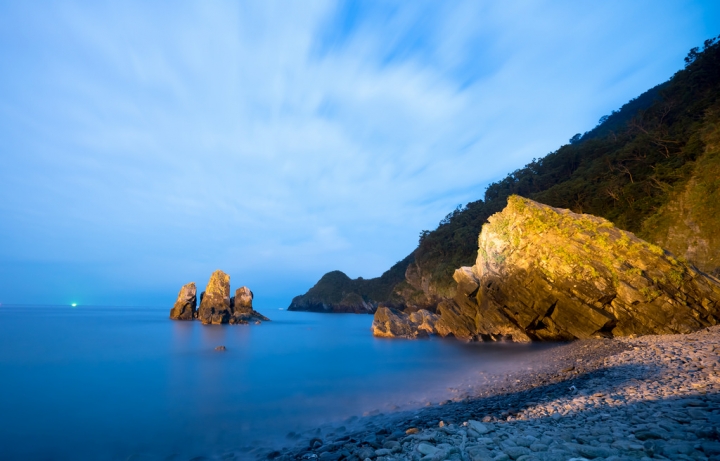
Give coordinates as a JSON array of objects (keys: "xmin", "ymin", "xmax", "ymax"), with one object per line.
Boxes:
[
  {"xmin": 287, "ymin": 254, "xmax": 413, "ymax": 312},
  {"xmin": 292, "ymin": 36, "xmax": 720, "ymax": 311},
  {"xmin": 416, "ymin": 35, "xmax": 720, "ymax": 294}
]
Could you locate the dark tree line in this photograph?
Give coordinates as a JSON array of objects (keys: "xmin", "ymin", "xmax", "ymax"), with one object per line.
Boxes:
[{"xmin": 413, "ymin": 36, "xmax": 720, "ymax": 293}]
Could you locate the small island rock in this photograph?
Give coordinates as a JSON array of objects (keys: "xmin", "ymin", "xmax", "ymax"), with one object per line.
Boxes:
[
  {"xmin": 197, "ymin": 270, "xmax": 232, "ymax": 324},
  {"xmin": 233, "ymin": 286, "xmax": 254, "ymax": 314},
  {"xmin": 169, "ymin": 282, "xmax": 197, "ymax": 320},
  {"xmin": 229, "ymin": 286, "xmax": 271, "ymax": 324}
]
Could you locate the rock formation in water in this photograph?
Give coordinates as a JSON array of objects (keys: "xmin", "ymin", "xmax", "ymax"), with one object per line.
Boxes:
[
  {"xmin": 173, "ymin": 272, "xmax": 270, "ymax": 325},
  {"xmin": 441, "ymin": 196, "xmax": 720, "ymax": 341},
  {"xmin": 233, "ymin": 286, "xmax": 253, "ymax": 313},
  {"xmin": 197, "ymin": 270, "xmax": 232, "ymax": 324},
  {"xmin": 169, "ymin": 282, "xmax": 197, "ymax": 320},
  {"xmin": 371, "ymin": 307, "xmax": 438, "ymax": 338},
  {"xmin": 229, "ymin": 286, "xmax": 270, "ymax": 324}
]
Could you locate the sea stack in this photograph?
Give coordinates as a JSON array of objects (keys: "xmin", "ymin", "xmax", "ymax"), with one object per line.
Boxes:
[
  {"xmin": 197, "ymin": 270, "xmax": 232, "ymax": 324},
  {"xmin": 229, "ymin": 286, "xmax": 271, "ymax": 324},
  {"xmin": 233, "ymin": 286, "xmax": 254, "ymax": 314},
  {"xmin": 169, "ymin": 282, "xmax": 197, "ymax": 320}
]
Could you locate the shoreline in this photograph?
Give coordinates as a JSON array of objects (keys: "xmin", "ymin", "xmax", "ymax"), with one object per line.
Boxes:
[{"xmin": 261, "ymin": 327, "xmax": 720, "ymax": 461}]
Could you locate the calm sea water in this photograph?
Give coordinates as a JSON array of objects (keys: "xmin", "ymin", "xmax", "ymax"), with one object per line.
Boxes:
[{"xmin": 0, "ymin": 305, "xmax": 556, "ymax": 460}]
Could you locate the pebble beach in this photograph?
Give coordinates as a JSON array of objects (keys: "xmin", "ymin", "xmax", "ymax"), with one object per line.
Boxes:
[{"xmin": 265, "ymin": 326, "xmax": 720, "ymax": 461}]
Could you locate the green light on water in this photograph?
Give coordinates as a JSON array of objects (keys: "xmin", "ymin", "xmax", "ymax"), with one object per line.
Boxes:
[{"xmin": 71, "ymin": 303, "xmax": 77, "ymax": 307}]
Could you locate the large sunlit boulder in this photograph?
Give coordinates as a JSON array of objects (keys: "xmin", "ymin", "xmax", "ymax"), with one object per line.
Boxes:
[{"xmin": 437, "ymin": 196, "xmax": 720, "ymax": 341}]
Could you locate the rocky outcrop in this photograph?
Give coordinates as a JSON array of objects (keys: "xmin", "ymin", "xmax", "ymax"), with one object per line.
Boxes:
[
  {"xmin": 288, "ymin": 271, "xmax": 376, "ymax": 313},
  {"xmin": 169, "ymin": 282, "xmax": 197, "ymax": 320},
  {"xmin": 287, "ymin": 256, "xmax": 413, "ymax": 313},
  {"xmin": 228, "ymin": 286, "xmax": 270, "ymax": 324},
  {"xmin": 233, "ymin": 286, "xmax": 254, "ymax": 313},
  {"xmin": 289, "ymin": 41, "xmax": 720, "ymax": 316},
  {"xmin": 435, "ymin": 196, "xmax": 720, "ymax": 341},
  {"xmin": 174, "ymin": 273, "xmax": 269, "ymax": 325},
  {"xmin": 371, "ymin": 307, "xmax": 439, "ymax": 338},
  {"xmin": 197, "ymin": 270, "xmax": 232, "ymax": 324}
]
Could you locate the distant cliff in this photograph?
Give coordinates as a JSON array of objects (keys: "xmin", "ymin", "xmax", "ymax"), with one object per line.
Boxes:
[
  {"xmin": 287, "ymin": 255, "xmax": 413, "ymax": 313},
  {"xmin": 292, "ymin": 36, "xmax": 720, "ymax": 314}
]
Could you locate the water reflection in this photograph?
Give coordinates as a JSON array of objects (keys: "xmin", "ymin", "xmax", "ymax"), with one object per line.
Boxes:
[{"xmin": 0, "ymin": 306, "xmax": 557, "ymax": 460}]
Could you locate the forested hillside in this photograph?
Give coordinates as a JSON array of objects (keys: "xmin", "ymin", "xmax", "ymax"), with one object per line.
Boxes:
[{"xmin": 291, "ymin": 36, "xmax": 720, "ymax": 312}]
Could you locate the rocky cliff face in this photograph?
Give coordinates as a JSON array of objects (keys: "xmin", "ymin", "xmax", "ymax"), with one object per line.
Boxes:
[
  {"xmin": 197, "ymin": 270, "xmax": 232, "ymax": 324},
  {"xmin": 287, "ymin": 257, "xmax": 414, "ymax": 314},
  {"xmin": 445, "ymin": 196, "xmax": 720, "ymax": 341},
  {"xmin": 375, "ymin": 196, "xmax": 720, "ymax": 341},
  {"xmin": 169, "ymin": 282, "xmax": 196, "ymax": 320},
  {"xmin": 294, "ymin": 40, "xmax": 720, "ymax": 315}
]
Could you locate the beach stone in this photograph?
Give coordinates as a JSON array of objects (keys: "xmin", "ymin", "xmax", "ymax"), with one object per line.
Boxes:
[
  {"xmin": 465, "ymin": 446, "xmax": 494, "ymax": 461},
  {"xmin": 309, "ymin": 438, "xmax": 323, "ymax": 449},
  {"xmin": 415, "ymin": 430, "xmax": 438, "ymax": 442},
  {"xmin": 417, "ymin": 443, "xmax": 439, "ymax": 456},
  {"xmin": 565, "ymin": 443, "xmax": 614, "ymax": 459},
  {"xmin": 701, "ymin": 441, "xmax": 720, "ymax": 456},
  {"xmin": 467, "ymin": 420, "xmax": 490, "ymax": 435},
  {"xmin": 169, "ymin": 282, "xmax": 197, "ymax": 320},
  {"xmin": 355, "ymin": 447, "xmax": 375, "ymax": 459},
  {"xmin": 634, "ymin": 430, "xmax": 666, "ymax": 441},
  {"xmin": 513, "ymin": 436, "xmax": 536, "ymax": 448},
  {"xmin": 382, "ymin": 441, "xmax": 401, "ymax": 453},
  {"xmin": 318, "ymin": 452, "xmax": 341, "ymax": 461},
  {"xmin": 502, "ymin": 446, "xmax": 531, "ymax": 459}
]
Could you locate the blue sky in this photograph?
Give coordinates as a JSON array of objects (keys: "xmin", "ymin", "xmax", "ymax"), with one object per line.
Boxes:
[{"xmin": 1, "ymin": 1, "xmax": 718, "ymax": 307}]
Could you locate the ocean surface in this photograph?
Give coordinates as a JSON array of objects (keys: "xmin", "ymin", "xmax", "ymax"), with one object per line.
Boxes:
[{"xmin": 0, "ymin": 305, "xmax": 558, "ymax": 460}]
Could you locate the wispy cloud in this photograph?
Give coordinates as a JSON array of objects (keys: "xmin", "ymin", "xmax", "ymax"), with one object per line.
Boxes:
[{"xmin": 0, "ymin": 0, "xmax": 717, "ymax": 305}]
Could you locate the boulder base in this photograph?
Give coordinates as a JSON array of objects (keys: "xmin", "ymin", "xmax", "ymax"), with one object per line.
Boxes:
[{"xmin": 372, "ymin": 307, "xmax": 438, "ymax": 338}]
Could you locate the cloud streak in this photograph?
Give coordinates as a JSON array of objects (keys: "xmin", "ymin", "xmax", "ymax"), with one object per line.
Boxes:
[{"xmin": 0, "ymin": 0, "xmax": 717, "ymax": 306}]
